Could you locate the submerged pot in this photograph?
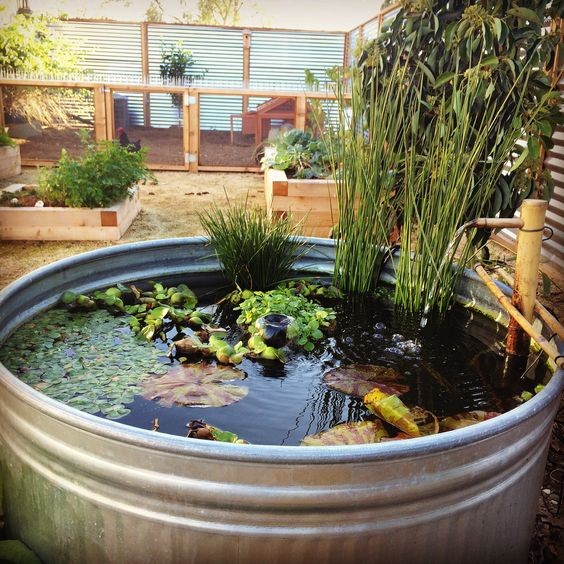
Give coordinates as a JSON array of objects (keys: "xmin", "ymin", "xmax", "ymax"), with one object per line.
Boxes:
[{"xmin": 0, "ymin": 238, "xmax": 562, "ymax": 564}]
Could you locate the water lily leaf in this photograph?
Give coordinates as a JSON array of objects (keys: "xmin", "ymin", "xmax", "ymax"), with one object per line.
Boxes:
[
  {"xmin": 363, "ymin": 387, "xmax": 420, "ymax": 437},
  {"xmin": 323, "ymin": 364, "xmax": 409, "ymax": 398},
  {"xmin": 411, "ymin": 406, "xmax": 439, "ymax": 436},
  {"xmin": 141, "ymin": 362, "xmax": 248, "ymax": 408},
  {"xmin": 300, "ymin": 420, "xmax": 389, "ymax": 446},
  {"xmin": 439, "ymin": 410, "xmax": 501, "ymax": 431}
]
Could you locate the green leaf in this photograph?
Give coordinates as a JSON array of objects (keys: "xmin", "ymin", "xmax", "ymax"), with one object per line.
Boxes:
[
  {"xmin": 416, "ymin": 60, "xmax": 435, "ymax": 84},
  {"xmin": 527, "ymin": 136, "xmax": 541, "ymax": 160},
  {"xmin": 509, "ymin": 147, "xmax": 529, "ymax": 172},
  {"xmin": 434, "ymin": 72, "xmax": 456, "ymax": 88},
  {"xmin": 507, "ymin": 7, "xmax": 542, "ymax": 25}
]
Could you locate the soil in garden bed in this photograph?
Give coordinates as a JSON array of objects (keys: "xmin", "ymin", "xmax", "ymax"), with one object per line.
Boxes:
[{"xmin": 0, "ymin": 285, "xmax": 549, "ymax": 446}]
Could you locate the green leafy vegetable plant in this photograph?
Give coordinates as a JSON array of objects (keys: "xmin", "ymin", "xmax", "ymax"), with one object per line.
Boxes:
[
  {"xmin": 261, "ymin": 128, "xmax": 332, "ymax": 179},
  {"xmin": 199, "ymin": 203, "xmax": 305, "ymax": 291},
  {"xmin": 37, "ymin": 134, "xmax": 154, "ymax": 208}
]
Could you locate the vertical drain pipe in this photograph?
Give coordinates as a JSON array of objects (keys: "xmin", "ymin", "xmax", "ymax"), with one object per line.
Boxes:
[{"xmin": 506, "ymin": 199, "xmax": 548, "ymax": 360}]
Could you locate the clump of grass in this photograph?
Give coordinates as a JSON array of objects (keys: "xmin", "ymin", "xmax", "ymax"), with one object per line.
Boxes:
[
  {"xmin": 326, "ymin": 57, "xmax": 413, "ymax": 294},
  {"xmin": 199, "ymin": 204, "xmax": 305, "ymax": 291}
]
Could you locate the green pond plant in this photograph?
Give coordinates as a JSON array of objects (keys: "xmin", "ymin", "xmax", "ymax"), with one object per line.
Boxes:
[
  {"xmin": 199, "ymin": 202, "xmax": 306, "ymax": 291},
  {"xmin": 329, "ymin": 0, "xmax": 562, "ymax": 316},
  {"xmin": 325, "ymin": 55, "xmax": 414, "ymax": 294}
]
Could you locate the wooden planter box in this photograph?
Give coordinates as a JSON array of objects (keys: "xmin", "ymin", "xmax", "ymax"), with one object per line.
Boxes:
[
  {"xmin": 0, "ymin": 146, "xmax": 21, "ymax": 179},
  {"xmin": 0, "ymin": 188, "xmax": 140, "ymax": 241},
  {"xmin": 264, "ymin": 168, "xmax": 338, "ymax": 237}
]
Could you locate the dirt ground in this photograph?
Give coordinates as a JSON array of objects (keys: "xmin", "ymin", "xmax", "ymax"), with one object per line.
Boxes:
[
  {"xmin": 0, "ymin": 168, "xmax": 264, "ymax": 287},
  {"xmin": 19, "ymin": 126, "xmax": 259, "ymax": 167},
  {"xmin": 0, "ymin": 167, "xmax": 563, "ymax": 561}
]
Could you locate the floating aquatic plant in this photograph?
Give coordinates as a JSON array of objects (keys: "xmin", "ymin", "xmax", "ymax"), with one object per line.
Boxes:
[
  {"xmin": 235, "ymin": 285, "xmax": 336, "ymax": 354},
  {"xmin": 323, "ymin": 364, "xmax": 409, "ymax": 398},
  {"xmin": 0, "ymin": 309, "xmax": 167, "ymax": 420},
  {"xmin": 301, "ymin": 420, "xmax": 389, "ymax": 446},
  {"xmin": 141, "ymin": 362, "xmax": 248, "ymax": 408}
]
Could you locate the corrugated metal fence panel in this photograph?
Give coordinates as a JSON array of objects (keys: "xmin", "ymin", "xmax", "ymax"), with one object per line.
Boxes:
[
  {"xmin": 496, "ymin": 75, "xmax": 564, "ymax": 278},
  {"xmin": 347, "ymin": 28, "xmax": 361, "ymax": 65},
  {"xmin": 148, "ymin": 25, "xmax": 244, "ymax": 129},
  {"xmin": 363, "ymin": 18, "xmax": 380, "ymax": 40},
  {"xmin": 249, "ymin": 31, "xmax": 345, "ymax": 89},
  {"xmin": 54, "ymin": 21, "xmax": 143, "ymax": 78},
  {"xmin": 542, "ymin": 73, "xmax": 564, "ymax": 273}
]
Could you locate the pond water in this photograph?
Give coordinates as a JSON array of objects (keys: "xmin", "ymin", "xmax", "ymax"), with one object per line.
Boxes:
[{"xmin": 0, "ymin": 283, "xmax": 549, "ymax": 446}]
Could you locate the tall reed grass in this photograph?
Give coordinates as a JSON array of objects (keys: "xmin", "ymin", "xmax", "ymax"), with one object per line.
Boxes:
[
  {"xmin": 326, "ymin": 58, "xmax": 414, "ymax": 294},
  {"xmin": 394, "ymin": 65, "xmax": 539, "ymax": 317},
  {"xmin": 199, "ymin": 203, "xmax": 305, "ymax": 291}
]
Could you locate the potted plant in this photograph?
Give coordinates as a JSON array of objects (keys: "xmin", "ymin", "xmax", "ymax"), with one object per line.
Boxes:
[
  {"xmin": 0, "ymin": 135, "xmax": 153, "ymax": 241},
  {"xmin": 0, "ymin": 128, "xmax": 21, "ymax": 180},
  {"xmin": 262, "ymin": 129, "xmax": 337, "ymax": 237}
]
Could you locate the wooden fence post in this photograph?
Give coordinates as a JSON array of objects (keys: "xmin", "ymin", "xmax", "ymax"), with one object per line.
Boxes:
[
  {"xmin": 242, "ymin": 29, "xmax": 252, "ymax": 114},
  {"xmin": 187, "ymin": 90, "xmax": 199, "ymax": 172},
  {"xmin": 93, "ymin": 85, "xmax": 107, "ymax": 141},
  {"xmin": 295, "ymin": 95, "xmax": 307, "ymax": 131},
  {"xmin": 141, "ymin": 22, "xmax": 151, "ymax": 128}
]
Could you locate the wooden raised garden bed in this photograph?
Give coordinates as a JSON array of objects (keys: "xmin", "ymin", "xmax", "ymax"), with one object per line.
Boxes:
[
  {"xmin": 264, "ymin": 168, "xmax": 338, "ymax": 237},
  {"xmin": 0, "ymin": 187, "xmax": 140, "ymax": 241}
]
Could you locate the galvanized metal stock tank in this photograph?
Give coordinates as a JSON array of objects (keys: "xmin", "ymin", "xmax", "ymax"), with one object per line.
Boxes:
[{"xmin": 0, "ymin": 238, "xmax": 562, "ymax": 564}]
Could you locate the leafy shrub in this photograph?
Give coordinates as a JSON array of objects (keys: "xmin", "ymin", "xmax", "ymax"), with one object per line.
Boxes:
[
  {"xmin": 261, "ymin": 129, "xmax": 332, "ymax": 179},
  {"xmin": 0, "ymin": 128, "xmax": 16, "ymax": 148},
  {"xmin": 199, "ymin": 203, "xmax": 305, "ymax": 291},
  {"xmin": 37, "ymin": 137, "xmax": 153, "ymax": 208}
]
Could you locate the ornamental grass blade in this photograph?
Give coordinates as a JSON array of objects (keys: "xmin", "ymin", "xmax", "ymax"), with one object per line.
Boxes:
[
  {"xmin": 323, "ymin": 364, "xmax": 409, "ymax": 398},
  {"xmin": 439, "ymin": 410, "xmax": 500, "ymax": 432},
  {"xmin": 141, "ymin": 362, "xmax": 248, "ymax": 408},
  {"xmin": 300, "ymin": 420, "xmax": 389, "ymax": 446}
]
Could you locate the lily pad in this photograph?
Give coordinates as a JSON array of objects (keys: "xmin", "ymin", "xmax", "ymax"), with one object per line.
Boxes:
[
  {"xmin": 141, "ymin": 362, "xmax": 248, "ymax": 408},
  {"xmin": 301, "ymin": 420, "xmax": 389, "ymax": 446},
  {"xmin": 439, "ymin": 410, "xmax": 501, "ymax": 432},
  {"xmin": 363, "ymin": 387, "xmax": 437, "ymax": 437},
  {"xmin": 323, "ymin": 364, "xmax": 409, "ymax": 398}
]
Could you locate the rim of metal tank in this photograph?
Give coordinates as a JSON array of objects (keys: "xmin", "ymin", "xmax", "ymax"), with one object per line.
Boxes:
[{"xmin": 0, "ymin": 236, "xmax": 562, "ymax": 464}]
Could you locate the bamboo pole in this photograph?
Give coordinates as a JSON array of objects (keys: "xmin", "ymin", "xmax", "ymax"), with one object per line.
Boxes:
[
  {"xmin": 496, "ymin": 267, "xmax": 564, "ymax": 342},
  {"xmin": 506, "ymin": 199, "xmax": 549, "ymax": 356},
  {"xmin": 475, "ymin": 265, "xmax": 563, "ymax": 369}
]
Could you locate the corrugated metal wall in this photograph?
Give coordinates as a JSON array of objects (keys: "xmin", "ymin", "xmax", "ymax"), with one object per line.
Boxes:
[
  {"xmin": 249, "ymin": 31, "xmax": 345, "ymax": 88},
  {"xmin": 541, "ymin": 73, "xmax": 564, "ymax": 275},
  {"xmin": 53, "ymin": 21, "xmax": 346, "ymax": 132},
  {"xmin": 53, "ymin": 21, "xmax": 143, "ymax": 77},
  {"xmin": 147, "ymin": 25, "xmax": 244, "ymax": 129}
]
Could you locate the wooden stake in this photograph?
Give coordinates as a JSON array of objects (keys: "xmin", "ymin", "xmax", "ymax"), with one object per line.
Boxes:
[
  {"xmin": 506, "ymin": 199, "xmax": 548, "ymax": 357},
  {"xmin": 475, "ymin": 266, "xmax": 563, "ymax": 369}
]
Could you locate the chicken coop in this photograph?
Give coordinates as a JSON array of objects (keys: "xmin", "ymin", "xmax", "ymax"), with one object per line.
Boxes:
[{"xmin": 1, "ymin": 14, "xmax": 386, "ymax": 171}]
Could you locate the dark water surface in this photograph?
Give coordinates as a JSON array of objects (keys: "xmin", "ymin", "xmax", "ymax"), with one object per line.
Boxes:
[{"xmin": 1, "ymin": 291, "xmax": 548, "ymax": 446}]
